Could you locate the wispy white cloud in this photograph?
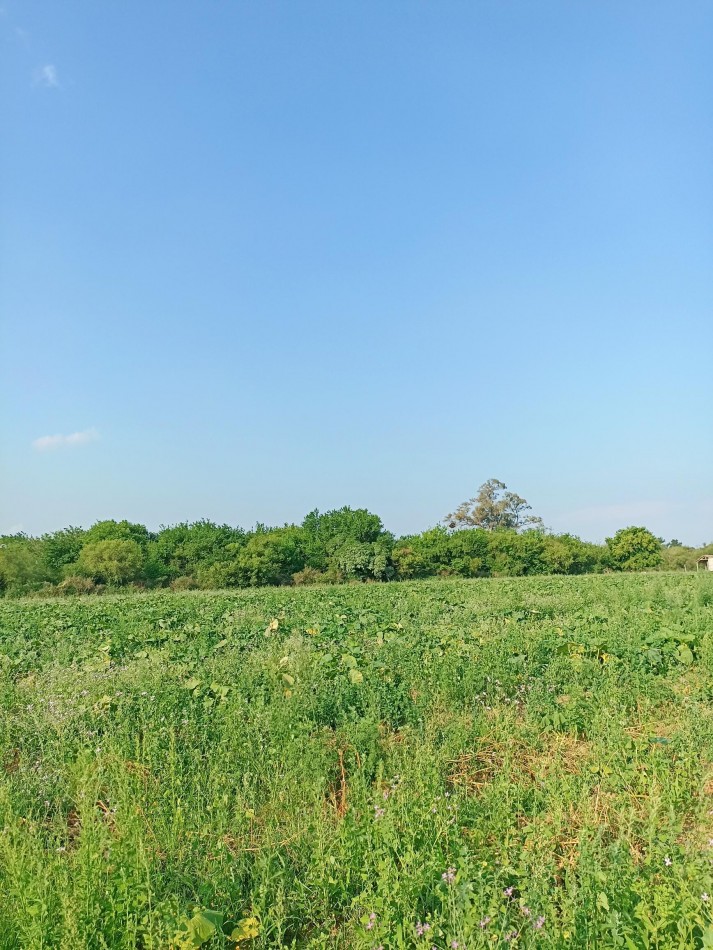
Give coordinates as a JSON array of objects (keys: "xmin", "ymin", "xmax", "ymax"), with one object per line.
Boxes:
[
  {"xmin": 33, "ymin": 428, "xmax": 98, "ymax": 452},
  {"xmin": 34, "ymin": 63, "xmax": 58, "ymax": 88}
]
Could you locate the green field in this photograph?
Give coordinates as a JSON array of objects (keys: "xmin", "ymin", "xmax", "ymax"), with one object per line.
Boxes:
[{"xmin": 2, "ymin": 574, "xmax": 713, "ymax": 949}]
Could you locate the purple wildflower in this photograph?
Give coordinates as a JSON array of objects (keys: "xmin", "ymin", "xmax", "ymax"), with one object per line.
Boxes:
[
  {"xmin": 534, "ymin": 916, "xmax": 545, "ymax": 930},
  {"xmin": 366, "ymin": 913, "xmax": 376, "ymax": 931},
  {"xmin": 479, "ymin": 916, "xmax": 491, "ymax": 928},
  {"xmin": 503, "ymin": 886, "xmax": 514, "ymax": 898},
  {"xmin": 521, "ymin": 906, "xmax": 531, "ymax": 917},
  {"xmin": 374, "ymin": 806, "xmax": 385, "ymax": 820},
  {"xmin": 415, "ymin": 921, "xmax": 431, "ymax": 937},
  {"xmin": 442, "ymin": 866, "xmax": 456, "ymax": 884}
]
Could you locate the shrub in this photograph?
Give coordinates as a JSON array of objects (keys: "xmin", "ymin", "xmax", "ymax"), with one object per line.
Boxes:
[
  {"xmin": 606, "ymin": 526, "xmax": 663, "ymax": 571},
  {"xmin": 0, "ymin": 539, "xmax": 47, "ymax": 596},
  {"xmin": 74, "ymin": 539, "xmax": 145, "ymax": 585},
  {"xmin": 57, "ymin": 575, "xmax": 97, "ymax": 595},
  {"xmin": 292, "ymin": 567, "xmax": 326, "ymax": 586},
  {"xmin": 170, "ymin": 575, "xmax": 199, "ymax": 591},
  {"xmin": 487, "ymin": 530, "xmax": 546, "ymax": 576}
]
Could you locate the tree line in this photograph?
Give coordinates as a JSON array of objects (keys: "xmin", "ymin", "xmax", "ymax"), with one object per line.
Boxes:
[{"xmin": 1, "ymin": 480, "xmax": 710, "ymax": 597}]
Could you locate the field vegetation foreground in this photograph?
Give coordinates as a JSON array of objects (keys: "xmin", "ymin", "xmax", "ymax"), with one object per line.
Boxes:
[{"xmin": 1, "ymin": 574, "xmax": 713, "ymax": 949}]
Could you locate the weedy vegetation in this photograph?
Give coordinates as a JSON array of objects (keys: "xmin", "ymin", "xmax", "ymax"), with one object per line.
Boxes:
[{"xmin": 1, "ymin": 573, "xmax": 713, "ymax": 948}]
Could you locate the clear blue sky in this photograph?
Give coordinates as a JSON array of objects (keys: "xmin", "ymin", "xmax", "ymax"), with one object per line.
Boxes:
[{"xmin": 2, "ymin": 1, "xmax": 712, "ymax": 544}]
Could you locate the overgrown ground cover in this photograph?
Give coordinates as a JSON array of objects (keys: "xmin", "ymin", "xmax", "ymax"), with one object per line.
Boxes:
[{"xmin": 1, "ymin": 574, "xmax": 713, "ymax": 949}]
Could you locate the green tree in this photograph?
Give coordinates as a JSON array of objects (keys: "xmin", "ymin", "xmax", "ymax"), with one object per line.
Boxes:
[
  {"xmin": 42, "ymin": 526, "xmax": 87, "ymax": 578},
  {"xmin": 393, "ymin": 527, "xmax": 490, "ymax": 578},
  {"xmin": 446, "ymin": 529, "xmax": 490, "ymax": 576},
  {"xmin": 605, "ymin": 526, "xmax": 662, "ymax": 571},
  {"xmin": 231, "ymin": 528, "xmax": 305, "ymax": 587},
  {"xmin": 83, "ymin": 520, "xmax": 153, "ymax": 547},
  {"xmin": 75, "ymin": 539, "xmax": 145, "ymax": 585},
  {"xmin": 0, "ymin": 536, "xmax": 48, "ymax": 595},
  {"xmin": 301, "ymin": 507, "xmax": 387, "ymax": 571},
  {"xmin": 393, "ymin": 527, "xmax": 452, "ymax": 579},
  {"xmin": 446, "ymin": 479, "xmax": 543, "ymax": 532},
  {"xmin": 540, "ymin": 534, "xmax": 606, "ymax": 575},
  {"xmin": 331, "ymin": 538, "xmax": 393, "ymax": 581},
  {"xmin": 659, "ymin": 544, "xmax": 697, "ymax": 572},
  {"xmin": 487, "ymin": 530, "xmax": 547, "ymax": 576},
  {"xmin": 148, "ymin": 521, "xmax": 246, "ymax": 584}
]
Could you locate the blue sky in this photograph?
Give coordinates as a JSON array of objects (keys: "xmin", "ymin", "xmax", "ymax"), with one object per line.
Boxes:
[{"xmin": 2, "ymin": 1, "xmax": 712, "ymax": 543}]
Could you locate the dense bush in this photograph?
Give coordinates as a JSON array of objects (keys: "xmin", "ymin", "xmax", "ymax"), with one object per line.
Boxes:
[
  {"xmin": 0, "ymin": 509, "xmax": 707, "ymax": 597},
  {"xmin": 74, "ymin": 539, "xmax": 145, "ymax": 585},
  {"xmin": 606, "ymin": 526, "xmax": 663, "ymax": 571}
]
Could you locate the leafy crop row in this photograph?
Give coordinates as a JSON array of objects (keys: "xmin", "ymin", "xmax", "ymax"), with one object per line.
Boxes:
[{"xmin": 1, "ymin": 573, "xmax": 712, "ymax": 947}]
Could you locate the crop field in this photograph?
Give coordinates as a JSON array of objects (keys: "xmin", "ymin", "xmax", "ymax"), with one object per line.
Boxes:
[{"xmin": 1, "ymin": 574, "xmax": 713, "ymax": 949}]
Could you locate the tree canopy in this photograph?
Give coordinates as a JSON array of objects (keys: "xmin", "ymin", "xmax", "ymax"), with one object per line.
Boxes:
[
  {"xmin": 445, "ymin": 479, "xmax": 544, "ymax": 532},
  {"xmin": 605, "ymin": 526, "xmax": 663, "ymax": 571},
  {"xmin": 0, "ymin": 486, "xmax": 704, "ymax": 597}
]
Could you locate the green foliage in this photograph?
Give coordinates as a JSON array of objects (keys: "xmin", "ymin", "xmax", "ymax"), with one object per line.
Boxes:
[
  {"xmin": 75, "ymin": 539, "xmax": 145, "ymax": 585},
  {"xmin": 445, "ymin": 527, "xmax": 490, "ymax": 576},
  {"xmin": 540, "ymin": 533, "xmax": 605, "ymax": 574},
  {"xmin": 606, "ymin": 526, "xmax": 663, "ymax": 571},
  {"xmin": 56, "ymin": 574, "xmax": 97, "ymax": 595},
  {"xmin": 149, "ymin": 521, "xmax": 246, "ymax": 584},
  {"xmin": 485, "ymin": 529, "xmax": 547, "ymax": 576},
  {"xmin": 232, "ymin": 527, "xmax": 306, "ymax": 587},
  {"xmin": 0, "ymin": 508, "xmax": 706, "ymax": 598},
  {"xmin": 301, "ymin": 507, "xmax": 388, "ymax": 571},
  {"xmin": 660, "ymin": 544, "xmax": 701, "ymax": 572},
  {"xmin": 41, "ymin": 526, "xmax": 87, "ymax": 577},
  {"xmin": 292, "ymin": 566, "xmax": 327, "ymax": 586},
  {"xmin": 393, "ymin": 526, "xmax": 453, "ymax": 578},
  {"xmin": 1, "ymin": 574, "xmax": 712, "ymax": 947},
  {"xmin": 330, "ymin": 538, "xmax": 394, "ymax": 581},
  {"xmin": 83, "ymin": 519, "xmax": 153, "ymax": 547},
  {"xmin": 0, "ymin": 536, "xmax": 47, "ymax": 594},
  {"xmin": 393, "ymin": 526, "xmax": 491, "ymax": 579}
]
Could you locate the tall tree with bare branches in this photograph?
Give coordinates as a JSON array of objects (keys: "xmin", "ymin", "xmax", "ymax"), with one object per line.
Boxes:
[{"xmin": 445, "ymin": 479, "xmax": 543, "ymax": 532}]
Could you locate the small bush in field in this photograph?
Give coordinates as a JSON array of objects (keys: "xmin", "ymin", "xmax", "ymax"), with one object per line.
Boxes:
[
  {"xmin": 170, "ymin": 575, "xmax": 199, "ymax": 591},
  {"xmin": 292, "ymin": 566, "xmax": 326, "ymax": 585},
  {"xmin": 57, "ymin": 575, "xmax": 96, "ymax": 595}
]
